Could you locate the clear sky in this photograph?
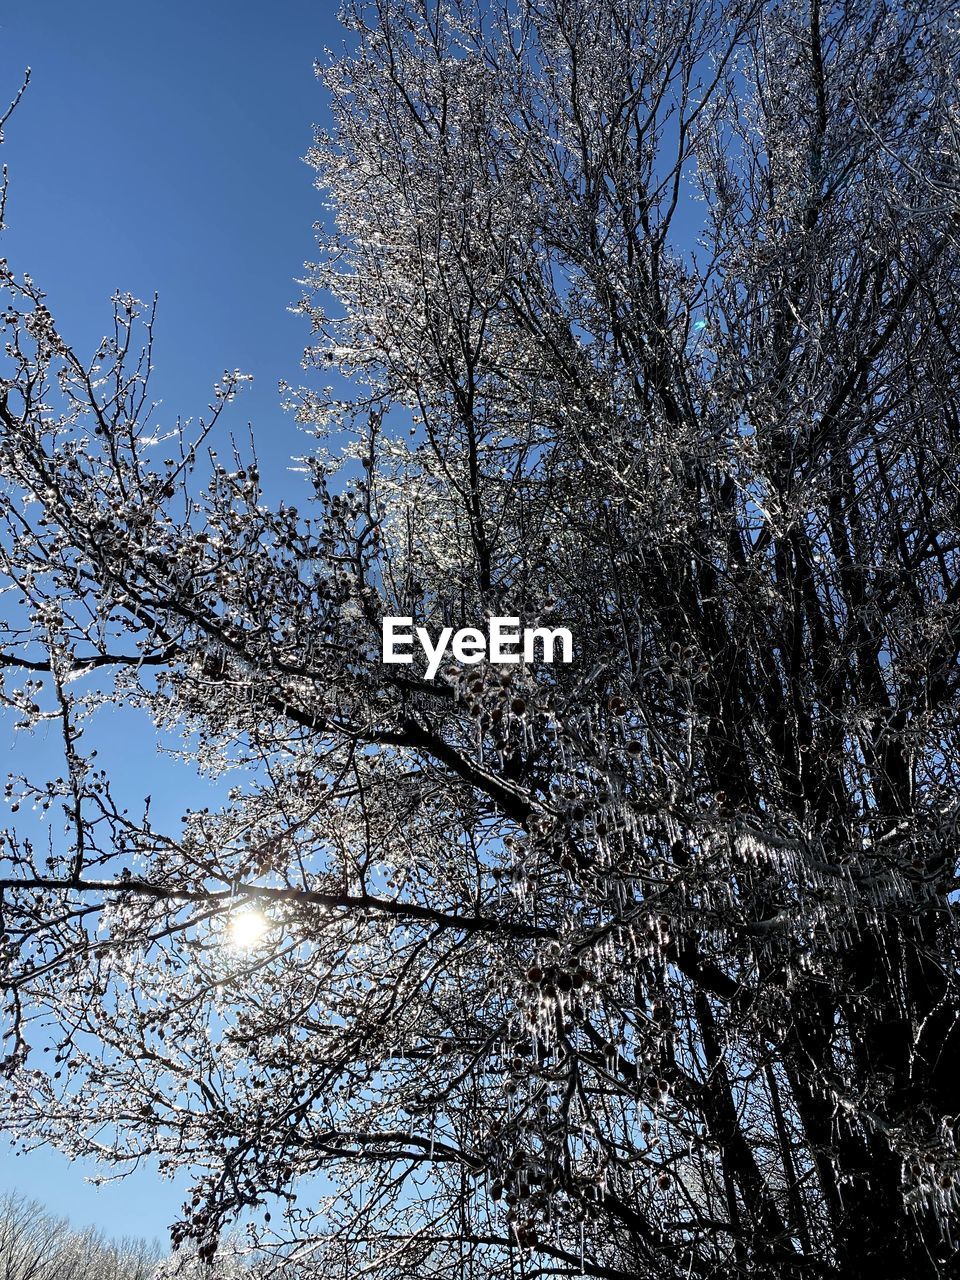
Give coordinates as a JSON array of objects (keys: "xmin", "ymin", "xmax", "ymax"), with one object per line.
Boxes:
[{"xmin": 0, "ymin": 0, "xmax": 344, "ymax": 1247}]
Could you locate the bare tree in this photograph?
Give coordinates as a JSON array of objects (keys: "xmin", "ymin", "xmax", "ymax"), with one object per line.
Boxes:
[
  {"xmin": 0, "ymin": 1193, "xmax": 161, "ymax": 1280},
  {"xmin": 1, "ymin": 1, "xmax": 959, "ymax": 1277}
]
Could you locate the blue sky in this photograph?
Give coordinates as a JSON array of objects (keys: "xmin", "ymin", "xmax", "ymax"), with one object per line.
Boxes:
[{"xmin": 0, "ymin": 0, "xmax": 345, "ymax": 1246}]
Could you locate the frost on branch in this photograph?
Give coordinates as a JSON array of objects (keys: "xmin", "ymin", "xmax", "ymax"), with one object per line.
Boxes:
[{"xmin": 2, "ymin": 3, "xmax": 960, "ymax": 1280}]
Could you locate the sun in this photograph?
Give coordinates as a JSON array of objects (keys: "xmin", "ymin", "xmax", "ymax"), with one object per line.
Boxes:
[{"xmin": 228, "ymin": 907, "xmax": 269, "ymax": 949}]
